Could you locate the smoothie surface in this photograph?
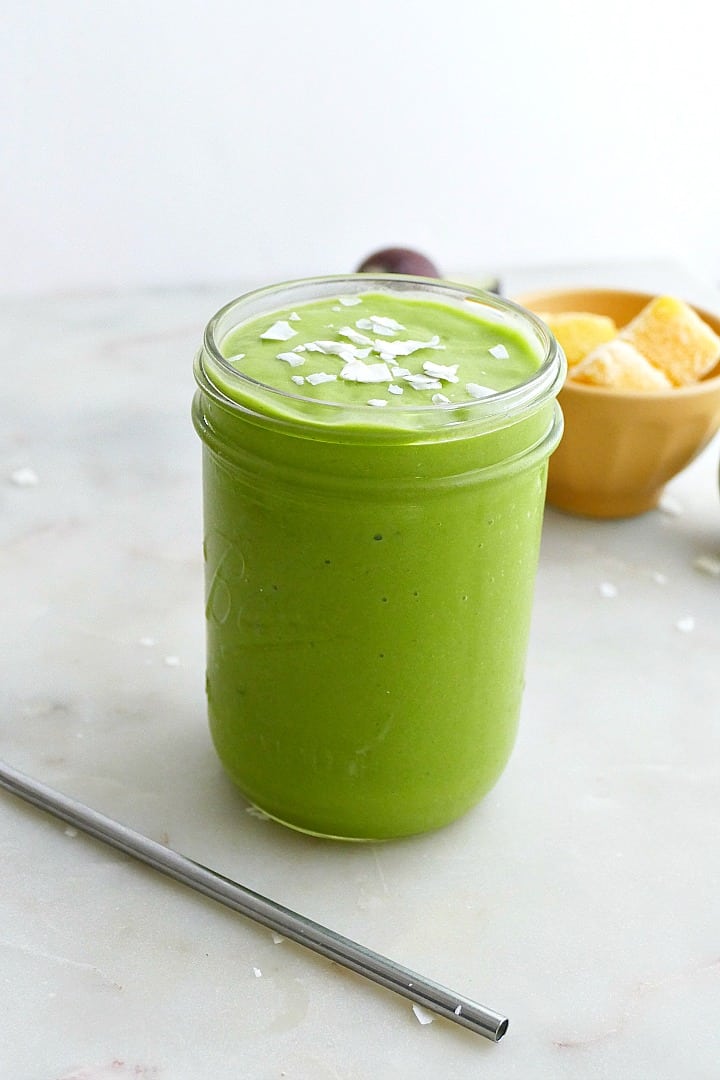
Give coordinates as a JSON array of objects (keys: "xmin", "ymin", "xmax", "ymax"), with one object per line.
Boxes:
[{"xmin": 220, "ymin": 291, "xmax": 543, "ymax": 412}]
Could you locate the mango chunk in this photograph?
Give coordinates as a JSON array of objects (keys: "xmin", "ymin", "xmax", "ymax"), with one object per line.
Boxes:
[
  {"xmin": 620, "ymin": 295, "xmax": 720, "ymax": 386},
  {"xmin": 538, "ymin": 311, "xmax": 617, "ymax": 367},
  {"xmin": 571, "ymin": 340, "xmax": 672, "ymax": 391}
]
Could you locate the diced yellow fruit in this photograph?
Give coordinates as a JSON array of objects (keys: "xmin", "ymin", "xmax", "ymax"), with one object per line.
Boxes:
[
  {"xmin": 538, "ymin": 311, "xmax": 617, "ymax": 367},
  {"xmin": 620, "ymin": 295, "xmax": 720, "ymax": 386},
  {"xmin": 570, "ymin": 339, "xmax": 673, "ymax": 391}
]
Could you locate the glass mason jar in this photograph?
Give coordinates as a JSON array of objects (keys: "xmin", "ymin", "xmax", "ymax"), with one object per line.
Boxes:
[{"xmin": 192, "ymin": 275, "xmax": 564, "ymax": 840}]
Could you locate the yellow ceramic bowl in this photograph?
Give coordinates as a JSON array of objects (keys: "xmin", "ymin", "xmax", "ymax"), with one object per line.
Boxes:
[{"xmin": 514, "ymin": 288, "xmax": 720, "ymax": 518}]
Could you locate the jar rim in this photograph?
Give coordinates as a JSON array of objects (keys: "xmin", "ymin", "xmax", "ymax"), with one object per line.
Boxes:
[{"xmin": 197, "ymin": 274, "xmax": 566, "ymax": 440}]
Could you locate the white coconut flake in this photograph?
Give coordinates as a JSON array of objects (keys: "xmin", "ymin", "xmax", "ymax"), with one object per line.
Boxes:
[
  {"xmin": 676, "ymin": 615, "xmax": 695, "ymax": 633},
  {"xmin": 288, "ymin": 311, "xmax": 301, "ymax": 321},
  {"xmin": 305, "ymin": 372, "xmax": 337, "ymax": 386},
  {"xmin": 293, "ymin": 344, "xmax": 306, "ymax": 352},
  {"xmin": 694, "ymin": 553, "xmax": 720, "ymax": 577},
  {"xmin": 368, "ymin": 398, "xmax": 388, "ymax": 407},
  {"xmin": 10, "ymin": 467, "xmax": 39, "ymax": 487},
  {"xmin": 403, "ymin": 373, "xmax": 443, "ymax": 391},
  {"xmin": 376, "ymin": 336, "xmax": 444, "ymax": 360},
  {"xmin": 489, "ymin": 343, "xmax": 510, "ymax": 359},
  {"xmin": 290, "ymin": 374, "xmax": 305, "ymax": 385},
  {"xmin": 391, "ymin": 366, "xmax": 411, "ymax": 378},
  {"xmin": 252, "ymin": 966, "xmax": 262, "ymax": 978},
  {"xmin": 356, "ymin": 315, "xmax": 406, "ymax": 337},
  {"xmin": 598, "ymin": 582, "xmax": 618, "ymax": 599},
  {"xmin": 260, "ymin": 320, "xmax": 297, "ymax": 342},
  {"xmin": 465, "ymin": 382, "xmax": 495, "ymax": 398},
  {"xmin": 276, "ymin": 351, "xmax": 306, "ymax": 367},
  {"xmin": 387, "ymin": 384, "xmax": 404, "ymax": 395},
  {"xmin": 338, "ymin": 326, "xmax": 374, "ymax": 346},
  {"xmin": 225, "ymin": 352, "xmax": 246, "ymax": 363},
  {"xmin": 302, "ymin": 340, "xmax": 340, "ymax": 355},
  {"xmin": 305, "ymin": 340, "xmax": 372, "ymax": 362},
  {"xmin": 302, "ymin": 341, "xmax": 349, "ymax": 358},
  {"xmin": 340, "ymin": 361, "xmax": 393, "ymax": 384},
  {"xmin": 659, "ymin": 493, "xmax": 683, "ymax": 517},
  {"xmin": 453, "ymin": 1005, "xmax": 463, "ymax": 1016},
  {"xmin": 432, "ymin": 393, "xmax": 450, "ymax": 405},
  {"xmin": 422, "ymin": 360, "xmax": 459, "ymax": 383},
  {"xmin": 337, "ymin": 295, "xmax": 363, "ymax": 306},
  {"xmin": 412, "ymin": 1004, "xmax": 433, "ymax": 1026}
]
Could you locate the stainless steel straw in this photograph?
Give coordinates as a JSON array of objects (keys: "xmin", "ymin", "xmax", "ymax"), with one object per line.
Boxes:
[{"xmin": 0, "ymin": 759, "xmax": 508, "ymax": 1042}]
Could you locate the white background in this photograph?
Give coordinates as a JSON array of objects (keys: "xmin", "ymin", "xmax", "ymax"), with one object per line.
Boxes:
[{"xmin": 3, "ymin": 0, "xmax": 720, "ymax": 296}]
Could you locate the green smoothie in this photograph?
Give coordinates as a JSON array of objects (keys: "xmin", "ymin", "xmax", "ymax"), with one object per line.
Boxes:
[{"xmin": 193, "ymin": 276, "xmax": 564, "ymax": 839}]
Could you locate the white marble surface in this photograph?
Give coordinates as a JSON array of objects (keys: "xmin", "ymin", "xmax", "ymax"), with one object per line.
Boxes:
[{"xmin": 2, "ymin": 263, "xmax": 719, "ymax": 1079}]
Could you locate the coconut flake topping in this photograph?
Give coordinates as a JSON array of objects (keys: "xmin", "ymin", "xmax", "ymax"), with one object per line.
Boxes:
[
  {"xmin": 356, "ymin": 315, "xmax": 406, "ymax": 337},
  {"xmin": 489, "ymin": 343, "xmax": 509, "ymax": 359},
  {"xmin": 261, "ymin": 320, "xmax": 297, "ymax": 342},
  {"xmin": 465, "ymin": 382, "xmax": 495, "ymax": 398},
  {"xmin": 338, "ymin": 326, "xmax": 374, "ymax": 346},
  {"xmin": 305, "ymin": 372, "xmax": 337, "ymax": 385},
  {"xmin": 303, "ymin": 340, "xmax": 359, "ymax": 360},
  {"xmin": 376, "ymin": 335, "xmax": 444, "ymax": 360},
  {"xmin": 339, "ymin": 361, "xmax": 393, "ymax": 384},
  {"xmin": 422, "ymin": 360, "xmax": 458, "ymax": 383},
  {"xmin": 403, "ymin": 373, "xmax": 443, "ymax": 391},
  {"xmin": 276, "ymin": 351, "xmax": 305, "ymax": 367}
]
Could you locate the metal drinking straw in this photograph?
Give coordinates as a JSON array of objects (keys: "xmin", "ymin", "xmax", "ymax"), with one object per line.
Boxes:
[{"xmin": 0, "ymin": 759, "xmax": 508, "ymax": 1042}]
